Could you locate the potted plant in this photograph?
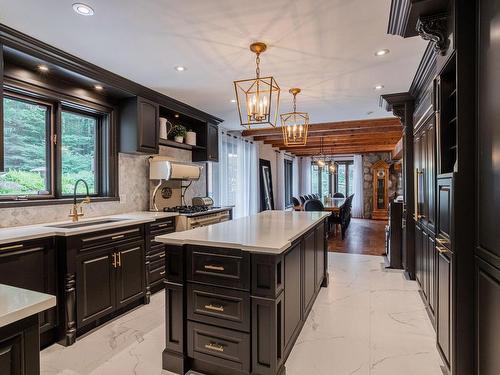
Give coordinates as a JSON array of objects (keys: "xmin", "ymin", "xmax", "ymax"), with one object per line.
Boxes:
[
  {"xmin": 171, "ymin": 125, "xmax": 187, "ymax": 143},
  {"xmin": 185, "ymin": 129, "xmax": 197, "ymax": 146}
]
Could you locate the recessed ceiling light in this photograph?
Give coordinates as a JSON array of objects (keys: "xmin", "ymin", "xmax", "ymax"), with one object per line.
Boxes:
[
  {"xmin": 94, "ymin": 84, "xmax": 103, "ymax": 91},
  {"xmin": 230, "ymin": 99, "xmax": 236, "ymax": 103},
  {"xmin": 174, "ymin": 114, "xmax": 180, "ymax": 118},
  {"xmin": 174, "ymin": 66, "xmax": 186, "ymax": 72},
  {"xmin": 374, "ymin": 85, "xmax": 384, "ymax": 90},
  {"xmin": 38, "ymin": 65, "xmax": 49, "ymax": 72},
  {"xmin": 375, "ymin": 49, "xmax": 390, "ymax": 56},
  {"xmin": 72, "ymin": 3, "xmax": 94, "ymax": 16}
]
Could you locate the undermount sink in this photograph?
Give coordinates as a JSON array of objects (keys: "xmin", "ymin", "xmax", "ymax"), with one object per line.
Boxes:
[{"xmin": 45, "ymin": 218, "xmax": 128, "ymax": 229}]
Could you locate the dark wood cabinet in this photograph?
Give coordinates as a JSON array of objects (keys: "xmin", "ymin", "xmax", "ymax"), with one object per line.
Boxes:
[
  {"xmin": 76, "ymin": 248, "xmax": 116, "ymax": 327},
  {"xmin": 437, "ymin": 247, "xmax": 453, "ymax": 367},
  {"xmin": 116, "ymin": 242, "xmax": 145, "ymax": 308},
  {"xmin": 0, "ymin": 238, "xmax": 58, "ymax": 347},
  {"xmin": 302, "ymin": 230, "xmax": 316, "ymax": 316},
  {"xmin": 315, "ymin": 222, "xmax": 326, "ymax": 290},
  {"xmin": 192, "ymin": 122, "xmax": 219, "ymax": 162},
  {"xmin": 284, "ymin": 243, "xmax": 301, "ymax": 348},
  {"xmin": 120, "ymin": 96, "xmax": 160, "ymax": 154},
  {"xmin": 76, "ymin": 241, "xmax": 145, "ymax": 328},
  {"xmin": 0, "ymin": 315, "xmax": 40, "ymax": 375}
]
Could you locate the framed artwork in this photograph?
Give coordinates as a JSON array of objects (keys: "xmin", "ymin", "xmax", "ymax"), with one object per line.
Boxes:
[{"xmin": 259, "ymin": 159, "xmax": 274, "ymax": 211}]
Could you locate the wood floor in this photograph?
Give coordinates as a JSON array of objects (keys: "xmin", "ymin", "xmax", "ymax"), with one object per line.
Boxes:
[{"xmin": 328, "ymin": 218, "xmax": 387, "ymax": 256}]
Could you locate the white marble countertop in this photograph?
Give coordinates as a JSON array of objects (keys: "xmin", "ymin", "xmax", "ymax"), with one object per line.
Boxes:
[
  {"xmin": 155, "ymin": 210, "xmax": 331, "ymax": 254},
  {"xmin": 0, "ymin": 211, "xmax": 178, "ymax": 245},
  {"xmin": 0, "ymin": 284, "xmax": 56, "ymax": 328}
]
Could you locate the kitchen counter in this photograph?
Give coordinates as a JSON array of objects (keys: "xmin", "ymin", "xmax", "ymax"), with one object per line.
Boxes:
[
  {"xmin": 0, "ymin": 211, "xmax": 178, "ymax": 245},
  {"xmin": 0, "ymin": 284, "xmax": 56, "ymax": 328},
  {"xmin": 155, "ymin": 210, "xmax": 330, "ymax": 253}
]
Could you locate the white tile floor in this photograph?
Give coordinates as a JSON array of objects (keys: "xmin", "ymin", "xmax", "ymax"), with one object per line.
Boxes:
[{"xmin": 41, "ymin": 253, "xmax": 444, "ymax": 375}]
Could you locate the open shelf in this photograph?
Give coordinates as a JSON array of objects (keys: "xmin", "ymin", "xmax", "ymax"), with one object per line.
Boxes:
[{"xmin": 159, "ymin": 138, "xmax": 206, "ymax": 151}]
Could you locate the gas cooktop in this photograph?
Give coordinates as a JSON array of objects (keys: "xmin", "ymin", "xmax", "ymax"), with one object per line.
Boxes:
[{"xmin": 164, "ymin": 205, "xmax": 210, "ymax": 215}]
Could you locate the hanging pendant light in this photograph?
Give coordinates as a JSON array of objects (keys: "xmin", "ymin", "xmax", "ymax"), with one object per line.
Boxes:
[
  {"xmin": 234, "ymin": 42, "xmax": 281, "ymax": 128},
  {"xmin": 313, "ymin": 137, "xmax": 327, "ymax": 167},
  {"xmin": 328, "ymin": 146, "xmax": 337, "ymax": 174},
  {"xmin": 280, "ymin": 88, "xmax": 309, "ymax": 146}
]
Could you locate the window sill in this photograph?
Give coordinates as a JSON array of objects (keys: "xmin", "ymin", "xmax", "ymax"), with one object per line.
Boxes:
[{"xmin": 0, "ymin": 196, "xmax": 120, "ymax": 209}]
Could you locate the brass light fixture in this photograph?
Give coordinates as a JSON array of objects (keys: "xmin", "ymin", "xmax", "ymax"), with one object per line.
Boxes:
[
  {"xmin": 234, "ymin": 42, "xmax": 280, "ymax": 128},
  {"xmin": 312, "ymin": 137, "xmax": 327, "ymax": 168},
  {"xmin": 281, "ymin": 88, "xmax": 309, "ymax": 146}
]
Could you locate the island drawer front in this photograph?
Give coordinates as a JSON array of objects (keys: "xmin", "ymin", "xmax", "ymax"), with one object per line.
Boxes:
[
  {"xmin": 187, "ymin": 246, "xmax": 250, "ymax": 290},
  {"xmin": 187, "ymin": 283, "xmax": 250, "ymax": 332},
  {"xmin": 77, "ymin": 226, "xmax": 144, "ymax": 251},
  {"xmin": 148, "ymin": 245, "xmax": 166, "ymax": 261},
  {"xmin": 150, "ymin": 218, "xmax": 175, "ymax": 233},
  {"xmin": 187, "ymin": 321, "xmax": 250, "ymax": 373},
  {"xmin": 149, "ymin": 259, "xmax": 165, "ymax": 284}
]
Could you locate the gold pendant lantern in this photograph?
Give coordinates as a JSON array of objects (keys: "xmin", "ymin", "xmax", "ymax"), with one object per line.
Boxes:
[
  {"xmin": 280, "ymin": 88, "xmax": 309, "ymax": 146},
  {"xmin": 234, "ymin": 42, "xmax": 280, "ymax": 128}
]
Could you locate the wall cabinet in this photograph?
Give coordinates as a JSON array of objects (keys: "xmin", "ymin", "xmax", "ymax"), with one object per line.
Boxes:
[
  {"xmin": 76, "ymin": 240, "xmax": 145, "ymax": 328},
  {"xmin": 0, "ymin": 238, "xmax": 58, "ymax": 348},
  {"xmin": 192, "ymin": 122, "xmax": 219, "ymax": 162},
  {"xmin": 437, "ymin": 247, "xmax": 453, "ymax": 367},
  {"xmin": 120, "ymin": 96, "xmax": 160, "ymax": 154}
]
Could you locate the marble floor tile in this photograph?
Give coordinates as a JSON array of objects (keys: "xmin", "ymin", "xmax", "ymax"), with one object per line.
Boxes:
[{"xmin": 41, "ymin": 253, "xmax": 444, "ymax": 375}]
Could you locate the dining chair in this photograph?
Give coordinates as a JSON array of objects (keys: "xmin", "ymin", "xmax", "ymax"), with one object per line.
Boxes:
[
  {"xmin": 304, "ymin": 199, "xmax": 324, "ymax": 211},
  {"xmin": 292, "ymin": 197, "xmax": 302, "ymax": 211},
  {"xmin": 299, "ymin": 196, "xmax": 306, "ymax": 205},
  {"xmin": 333, "ymin": 192, "xmax": 345, "ymax": 198}
]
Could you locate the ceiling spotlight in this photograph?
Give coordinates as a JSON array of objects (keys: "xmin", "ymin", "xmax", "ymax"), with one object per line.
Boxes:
[
  {"xmin": 374, "ymin": 85, "xmax": 384, "ymax": 90},
  {"xmin": 72, "ymin": 3, "xmax": 94, "ymax": 16},
  {"xmin": 230, "ymin": 99, "xmax": 236, "ymax": 103},
  {"xmin": 174, "ymin": 114, "xmax": 180, "ymax": 118},
  {"xmin": 375, "ymin": 49, "xmax": 390, "ymax": 56},
  {"xmin": 174, "ymin": 66, "xmax": 186, "ymax": 72},
  {"xmin": 38, "ymin": 65, "xmax": 49, "ymax": 72},
  {"xmin": 94, "ymin": 84, "xmax": 103, "ymax": 91}
]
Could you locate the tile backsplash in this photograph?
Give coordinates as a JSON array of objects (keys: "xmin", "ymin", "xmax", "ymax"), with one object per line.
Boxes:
[{"xmin": 0, "ymin": 145, "xmax": 207, "ymax": 228}]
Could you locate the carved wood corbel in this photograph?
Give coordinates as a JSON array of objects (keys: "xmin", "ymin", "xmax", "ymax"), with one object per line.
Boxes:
[{"xmin": 416, "ymin": 13, "xmax": 449, "ymax": 55}]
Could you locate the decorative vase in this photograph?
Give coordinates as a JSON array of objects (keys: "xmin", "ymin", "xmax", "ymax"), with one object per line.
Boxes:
[
  {"xmin": 159, "ymin": 117, "xmax": 168, "ymax": 139},
  {"xmin": 186, "ymin": 131, "xmax": 196, "ymax": 146},
  {"xmin": 174, "ymin": 136, "xmax": 184, "ymax": 143}
]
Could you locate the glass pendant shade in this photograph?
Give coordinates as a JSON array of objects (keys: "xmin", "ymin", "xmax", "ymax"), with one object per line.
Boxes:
[
  {"xmin": 281, "ymin": 88, "xmax": 309, "ymax": 146},
  {"xmin": 234, "ymin": 42, "xmax": 280, "ymax": 128}
]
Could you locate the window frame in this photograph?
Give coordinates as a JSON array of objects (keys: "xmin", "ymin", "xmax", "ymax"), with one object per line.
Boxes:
[
  {"xmin": 311, "ymin": 162, "xmax": 332, "ymax": 198},
  {"xmin": 284, "ymin": 159, "xmax": 293, "ymax": 208},
  {"xmin": 0, "ymin": 83, "xmax": 117, "ymax": 206},
  {"xmin": 333, "ymin": 161, "xmax": 354, "ymax": 196}
]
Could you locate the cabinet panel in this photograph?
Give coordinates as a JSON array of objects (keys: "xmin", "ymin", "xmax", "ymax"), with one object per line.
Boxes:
[
  {"xmin": 284, "ymin": 243, "xmax": 301, "ymax": 347},
  {"xmin": 315, "ymin": 223, "xmax": 325, "ymax": 291},
  {"xmin": 421, "ymin": 230, "xmax": 429, "ymax": 300},
  {"xmin": 76, "ymin": 249, "xmax": 116, "ymax": 327},
  {"xmin": 302, "ymin": 230, "xmax": 316, "ymax": 316},
  {"xmin": 0, "ymin": 239, "xmax": 57, "ymax": 338},
  {"xmin": 428, "ymin": 236, "xmax": 436, "ymax": 315},
  {"xmin": 426, "ymin": 120, "xmax": 436, "ymax": 230},
  {"xmin": 207, "ymin": 123, "xmax": 219, "ymax": 162},
  {"xmin": 437, "ymin": 249, "xmax": 453, "ymax": 366},
  {"xmin": 116, "ymin": 242, "xmax": 145, "ymax": 308},
  {"xmin": 137, "ymin": 98, "xmax": 159, "ymax": 153},
  {"xmin": 437, "ymin": 177, "xmax": 452, "ymax": 245},
  {"xmin": 475, "ymin": 258, "xmax": 500, "ymax": 375},
  {"xmin": 415, "ymin": 224, "xmax": 423, "ymax": 287},
  {"xmin": 0, "ymin": 335, "xmax": 22, "ymax": 375}
]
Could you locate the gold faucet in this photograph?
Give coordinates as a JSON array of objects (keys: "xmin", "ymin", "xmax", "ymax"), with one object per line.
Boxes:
[{"xmin": 69, "ymin": 179, "xmax": 91, "ymax": 222}]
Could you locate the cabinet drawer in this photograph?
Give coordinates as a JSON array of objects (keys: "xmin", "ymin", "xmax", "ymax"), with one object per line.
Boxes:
[
  {"xmin": 187, "ymin": 246, "xmax": 250, "ymax": 290},
  {"xmin": 148, "ymin": 247, "xmax": 166, "ymax": 262},
  {"xmin": 78, "ymin": 226, "xmax": 143, "ymax": 251},
  {"xmin": 150, "ymin": 219, "xmax": 175, "ymax": 238},
  {"xmin": 149, "ymin": 259, "xmax": 165, "ymax": 284},
  {"xmin": 187, "ymin": 321, "xmax": 250, "ymax": 373},
  {"xmin": 187, "ymin": 283, "xmax": 250, "ymax": 332}
]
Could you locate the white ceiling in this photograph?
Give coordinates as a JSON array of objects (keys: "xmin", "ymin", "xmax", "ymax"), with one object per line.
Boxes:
[{"xmin": 0, "ymin": 0, "xmax": 427, "ymax": 129}]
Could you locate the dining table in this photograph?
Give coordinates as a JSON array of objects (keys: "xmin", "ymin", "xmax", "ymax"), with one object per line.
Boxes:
[{"xmin": 321, "ymin": 197, "xmax": 347, "ymax": 213}]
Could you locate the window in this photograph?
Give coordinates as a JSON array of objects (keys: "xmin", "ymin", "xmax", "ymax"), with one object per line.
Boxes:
[
  {"xmin": 284, "ymin": 159, "xmax": 293, "ymax": 208},
  {"xmin": 1, "ymin": 90, "xmax": 113, "ymax": 202},
  {"xmin": 334, "ymin": 161, "xmax": 354, "ymax": 197},
  {"xmin": 311, "ymin": 162, "xmax": 331, "ymax": 198},
  {"xmin": 61, "ymin": 110, "xmax": 98, "ymax": 195}
]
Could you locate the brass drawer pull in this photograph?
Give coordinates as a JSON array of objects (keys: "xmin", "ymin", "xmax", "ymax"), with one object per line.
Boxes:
[
  {"xmin": 112, "ymin": 253, "xmax": 117, "ymax": 268},
  {"xmin": 111, "ymin": 234, "xmax": 125, "ymax": 240},
  {"xmin": 159, "ymin": 253, "xmax": 166, "ymax": 258},
  {"xmin": 204, "ymin": 304, "xmax": 224, "ymax": 312},
  {"xmin": 436, "ymin": 245, "xmax": 448, "ymax": 254},
  {"xmin": 160, "ymin": 271, "xmax": 166, "ymax": 276},
  {"xmin": 158, "ymin": 223, "xmax": 172, "ymax": 228},
  {"xmin": 204, "ymin": 343, "xmax": 224, "ymax": 352},
  {"xmin": 204, "ymin": 264, "xmax": 224, "ymax": 271},
  {"xmin": 0, "ymin": 244, "xmax": 23, "ymax": 251},
  {"xmin": 117, "ymin": 252, "xmax": 122, "ymax": 267},
  {"xmin": 436, "ymin": 237, "xmax": 449, "ymax": 246}
]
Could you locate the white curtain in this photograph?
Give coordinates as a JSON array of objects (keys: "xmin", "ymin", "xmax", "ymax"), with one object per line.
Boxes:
[
  {"xmin": 292, "ymin": 157, "xmax": 300, "ymax": 198},
  {"xmin": 352, "ymin": 154, "xmax": 364, "ymax": 218},
  {"xmin": 212, "ymin": 130, "xmax": 259, "ymax": 219},
  {"xmin": 299, "ymin": 156, "xmax": 312, "ymax": 195}
]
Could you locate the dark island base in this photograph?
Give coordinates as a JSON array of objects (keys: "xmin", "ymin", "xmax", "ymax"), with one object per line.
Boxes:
[{"xmin": 162, "ymin": 219, "xmax": 329, "ymax": 375}]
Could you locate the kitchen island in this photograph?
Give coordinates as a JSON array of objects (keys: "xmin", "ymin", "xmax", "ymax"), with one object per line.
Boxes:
[{"xmin": 155, "ymin": 210, "xmax": 330, "ymax": 375}]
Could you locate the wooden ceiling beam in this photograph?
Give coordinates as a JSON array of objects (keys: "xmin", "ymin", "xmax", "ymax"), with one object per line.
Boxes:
[
  {"xmin": 253, "ymin": 126, "xmax": 402, "ymax": 141},
  {"xmin": 264, "ymin": 134, "xmax": 402, "ymax": 146},
  {"xmin": 289, "ymin": 144, "xmax": 394, "ymax": 156},
  {"xmin": 241, "ymin": 117, "xmax": 401, "ymax": 137},
  {"xmin": 276, "ymin": 139, "xmax": 401, "ymax": 150}
]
